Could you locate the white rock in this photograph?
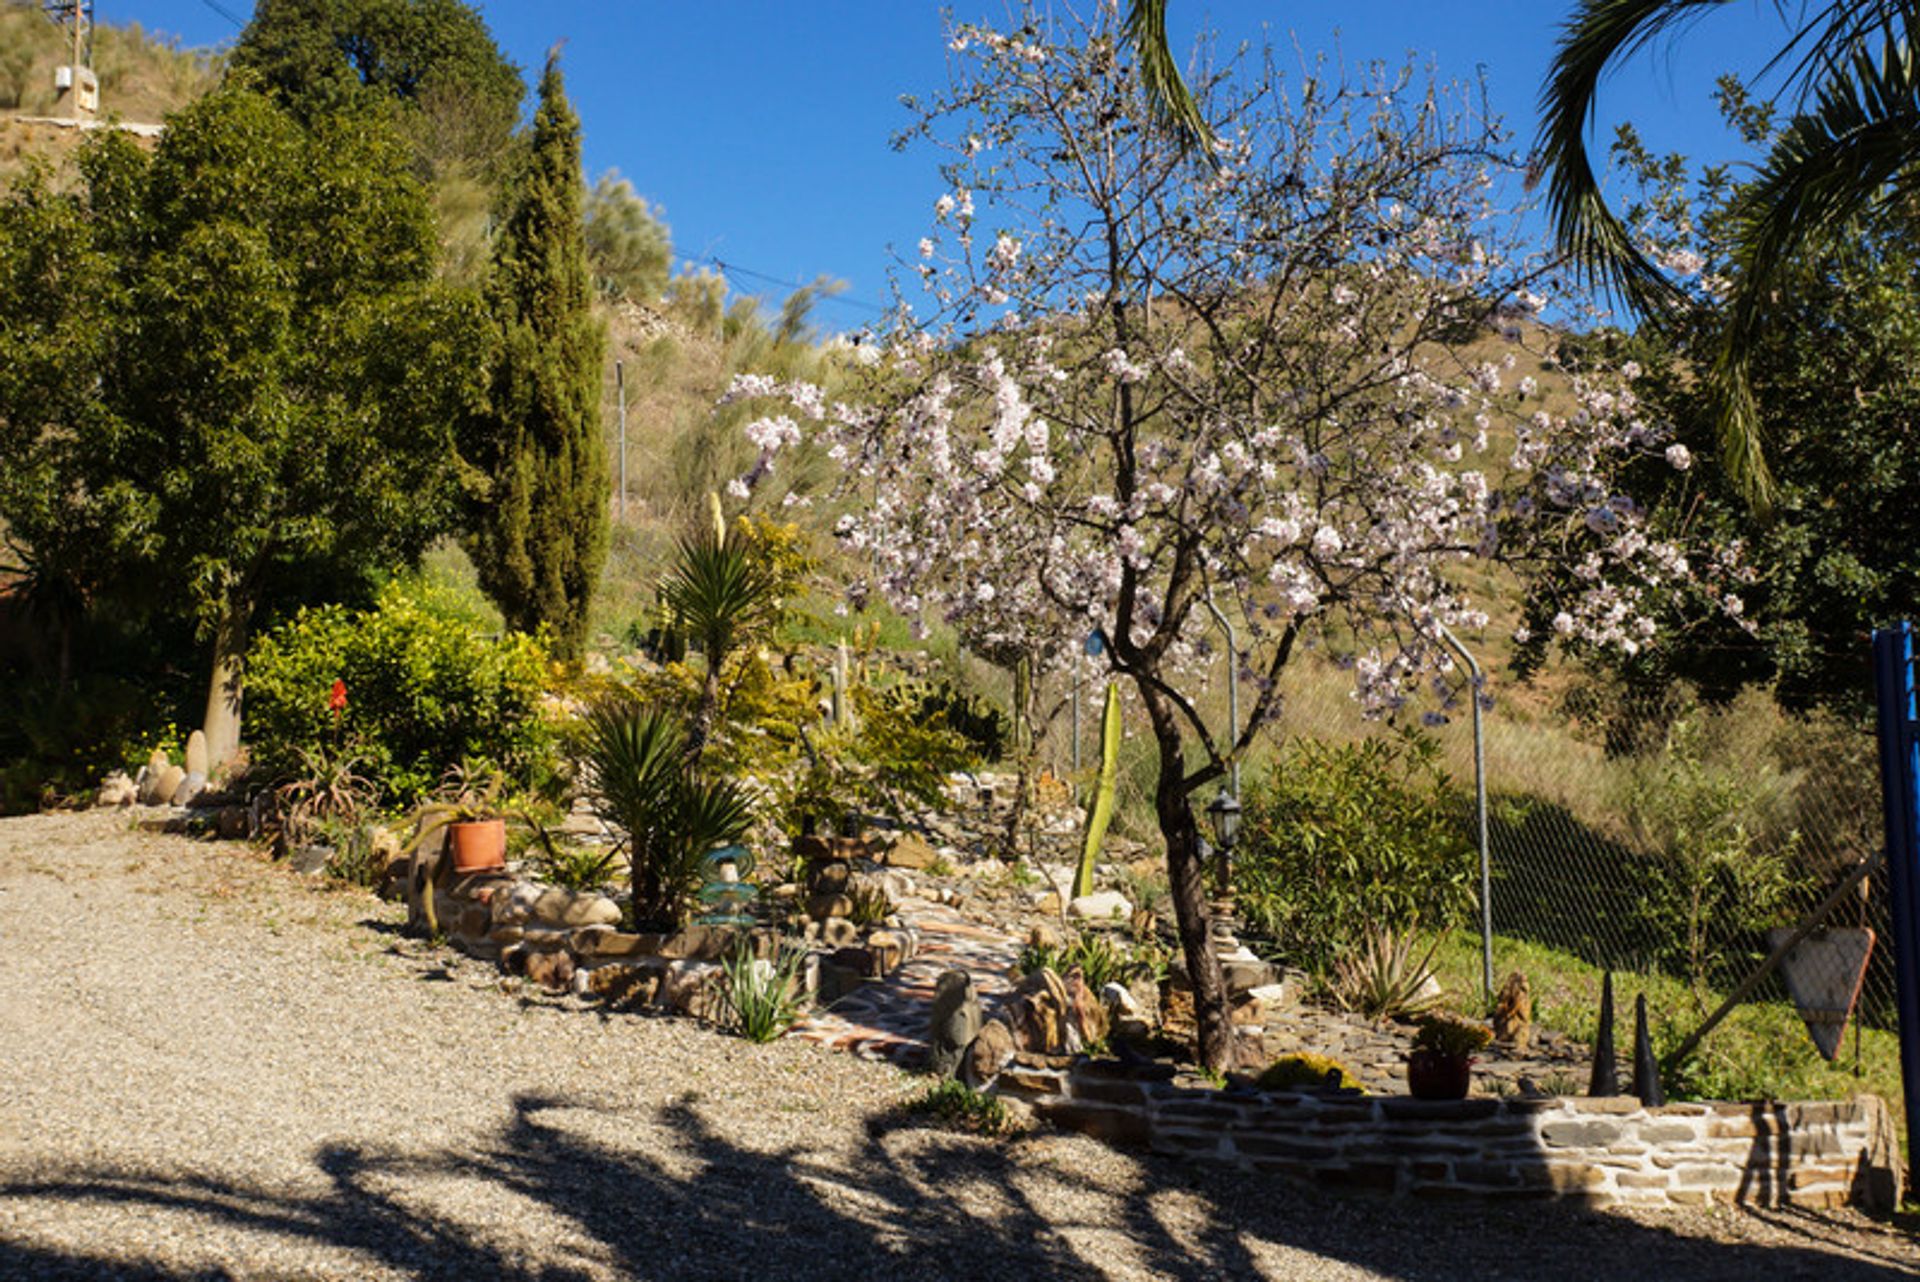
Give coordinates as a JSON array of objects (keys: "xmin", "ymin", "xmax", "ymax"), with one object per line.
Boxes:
[
  {"xmin": 1068, "ymin": 890, "xmax": 1133, "ymax": 922},
  {"xmin": 1100, "ymin": 981, "xmax": 1141, "ymax": 1018}
]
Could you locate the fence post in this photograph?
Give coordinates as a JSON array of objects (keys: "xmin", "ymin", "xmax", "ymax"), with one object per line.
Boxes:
[{"xmin": 1871, "ymin": 623, "xmax": 1920, "ymax": 1170}]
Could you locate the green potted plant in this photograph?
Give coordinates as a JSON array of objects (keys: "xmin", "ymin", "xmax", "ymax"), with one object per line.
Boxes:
[{"xmin": 1407, "ymin": 1014, "xmax": 1492, "ymax": 1100}]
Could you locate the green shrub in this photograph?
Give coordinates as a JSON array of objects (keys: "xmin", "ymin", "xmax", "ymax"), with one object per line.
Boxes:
[
  {"xmin": 1016, "ymin": 930, "xmax": 1165, "ymax": 992},
  {"xmin": 1235, "ymin": 729, "xmax": 1475, "ymax": 975},
  {"xmin": 1255, "ymin": 1052, "xmax": 1364, "ymax": 1093},
  {"xmin": 906, "ymin": 1080, "xmax": 1015, "ymax": 1135},
  {"xmin": 245, "ymin": 581, "xmax": 556, "ymax": 806},
  {"xmin": 720, "ymin": 941, "xmax": 808, "ymax": 1042}
]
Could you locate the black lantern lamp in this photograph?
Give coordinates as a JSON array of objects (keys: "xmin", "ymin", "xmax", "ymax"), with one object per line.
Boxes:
[{"xmin": 1206, "ymin": 789, "xmax": 1242, "ymax": 852}]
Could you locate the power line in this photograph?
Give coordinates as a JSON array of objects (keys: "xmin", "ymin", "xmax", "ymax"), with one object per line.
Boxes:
[
  {"xmin": 199, "ymin": 0, "xmax": 246, "ymax": 29},
  {"xmin": 688, "ymin": 255, "xmax": 889, "ymax": 317}
]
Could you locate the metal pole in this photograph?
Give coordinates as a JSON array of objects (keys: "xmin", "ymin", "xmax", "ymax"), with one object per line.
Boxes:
[
  {"xmin": 1202, "ymin": 594, "xmax": 1240, "ymax": 798},
  {"xmin": 1071, "ymin": 680, "xmax": 1081, "ymax": 775},
  {"xmin": 1438, "ymin": 623, "xmax": 1494, "ymax": 1004},
  {"xmin": 615, "ymin": 360, "xmax": 627, "ymax": 525},
  {"xmin": 1871, "ymin": 623, "xmax": 1920, "ymax": 1172}
]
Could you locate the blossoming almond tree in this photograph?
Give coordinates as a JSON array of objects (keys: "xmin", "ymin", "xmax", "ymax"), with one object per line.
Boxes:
[{"xmin": 728, "ymin": 3, "xmax": 1728, "ymax": 1072}]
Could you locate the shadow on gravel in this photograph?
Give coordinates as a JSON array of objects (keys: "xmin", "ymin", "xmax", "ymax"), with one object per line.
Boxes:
[{"xmin": 2, "ymin": 1092, "xmax": 1914, "ymax": 1281}]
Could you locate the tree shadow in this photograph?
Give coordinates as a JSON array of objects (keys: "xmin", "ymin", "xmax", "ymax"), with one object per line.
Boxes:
[{"xmin": 3, "ymin": 1092, "xmax": 1912, "ymax": 1280}]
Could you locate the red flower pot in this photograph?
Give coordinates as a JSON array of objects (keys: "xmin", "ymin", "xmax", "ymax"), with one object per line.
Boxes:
[
  {"xmin": 448, "ymin": 819, "xmax": 507, "ymax": 874},
  {"xmin": 1406, "ymin": 1050, "xmax": 1474, "ymax": 1100}
]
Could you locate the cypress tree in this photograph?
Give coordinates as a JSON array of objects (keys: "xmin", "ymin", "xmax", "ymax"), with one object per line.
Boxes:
[{"xmin": 467, "ymin": 52, "xmax": 608, "ymax": 660}]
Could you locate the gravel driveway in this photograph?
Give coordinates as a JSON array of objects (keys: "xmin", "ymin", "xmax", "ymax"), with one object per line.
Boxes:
[{"xmin": 0, "ymin": 808, "xmax": 1915, "ymax": 1281}]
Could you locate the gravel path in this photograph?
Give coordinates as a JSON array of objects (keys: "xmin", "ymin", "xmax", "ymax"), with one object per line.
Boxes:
[{"xmin": 1, "ymin": 809, "xmax": 1916, "ymax": 1281}]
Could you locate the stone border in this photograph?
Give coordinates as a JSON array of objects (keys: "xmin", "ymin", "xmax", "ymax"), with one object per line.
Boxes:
[{"xmin": 990, "ymin": 1058, "xmax": 1902, "ymax": 1212}]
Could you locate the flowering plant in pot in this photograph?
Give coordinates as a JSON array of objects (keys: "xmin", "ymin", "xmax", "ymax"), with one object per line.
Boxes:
[{"xmin": 1407, "ymin": 1014, "xmax": 1492, "ymax": 1100}]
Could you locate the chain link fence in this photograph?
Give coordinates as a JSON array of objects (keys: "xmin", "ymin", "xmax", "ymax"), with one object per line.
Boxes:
[{"xmin": 1260, "ymin": 657, "xmax": 1897, "ymax": 1039}]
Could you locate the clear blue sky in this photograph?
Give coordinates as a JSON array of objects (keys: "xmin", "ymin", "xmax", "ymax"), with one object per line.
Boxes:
[{"xmin": 118, "ymin": 1, "xmax": 1800, "ymax": 330}]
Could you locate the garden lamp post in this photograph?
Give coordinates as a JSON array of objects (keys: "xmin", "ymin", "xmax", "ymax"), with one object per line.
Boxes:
[{"xmin": 1205, "ymin": 789, "xmax": 1243, "ymax": 947}]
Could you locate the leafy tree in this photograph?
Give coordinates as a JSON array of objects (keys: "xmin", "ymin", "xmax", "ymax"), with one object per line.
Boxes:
[
  {"xmin": 233, "ymin": 0, "xmax": 522, "ymax": 148},
  {"xmin": 0, "ymin": 88, "xmax": 488, "ymax": 767},
  {"xmin": 1524, "ymin": 111, "xmax": 1920, "ymax": 717},
  {"xmin": 583, "ymin": 170, "xmax": 672, "ymax": 303},
  {"xmin": 1535, "ymin": 2, "xmax": 1920, "ymax": 503},
  {"xmin": 464, "ymin": 54, "xmax": 608, "ymax": 661}
]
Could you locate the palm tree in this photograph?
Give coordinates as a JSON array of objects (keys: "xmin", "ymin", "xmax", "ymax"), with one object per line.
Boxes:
[{"xmin": 1537, "ymin": 1, "xmax": 1920, "ymax": 504}]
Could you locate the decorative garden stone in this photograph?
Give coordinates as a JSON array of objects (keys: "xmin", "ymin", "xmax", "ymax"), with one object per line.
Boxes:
[
  {"xmin": 1009, "ymin": 966, "xmax": 1071, "ymax": 1053},
  {"xmin": 1589, "ymin": 970, "xmax": 1619, "ymax": 1096},
  {"xmin": 1067, "ymin": 890, "xmax": 1132, "ymax": 922},
  {"xmin": 882, "ymin": 833, "xmax": 939, "ymax": 870},
  {"xmin": 928, "ymin": 969, "xmax": 982, "ymax": 1078},
  {"xmin": 170, "ymin": 770, "xmax": 206, "ymax": 807},
  {"xmin": 150, "ymin": 764, "xmax": 185, "ymax": 808},
  {"xmin": 1064, "ymin": 966, "xmax": 1107, "ymax": 1048},
  {"xmin": 1493, "ymin": 971, "xmax": 1533, "ymax": 1053},
  {"xmin": 183, "ymin": 729, "xmax": 210, "ymax": 778},
  {"xmin": 524, "ymin": 950, "xmax": 575, "ymax": 993},
  {"xmin": 94, "ymin": 772, "xmax": 136, "ymax": 808},
  {"xmin": 492, "ymin": 883, "xmax": 621, "ymax": 930}
]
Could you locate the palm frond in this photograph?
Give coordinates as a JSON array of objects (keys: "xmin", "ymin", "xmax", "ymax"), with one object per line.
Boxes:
[
  {"xmin": 1534, "ymin": 0, "xmax": 1739, "ymax": 313},
  {"xmin": 1713, "ymin": 18, "xmax": 1920, "ymax": 505},
  {"xmin": 1123, "ymin": 0, "xmax": 1219, "ymax": 164},
  {"xmin": 660, "ymin": 527, "xmax": 777, "ymax": 661}
]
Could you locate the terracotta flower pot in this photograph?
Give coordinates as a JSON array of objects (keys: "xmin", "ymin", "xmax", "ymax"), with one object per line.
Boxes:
[
  {"xmin": 448, "ymin": 818, "xmax": 507, "ymax": 874},
  {"xmin": 1406, "ymin": 1049, "xmax": 1474, "ymax": 1100}
]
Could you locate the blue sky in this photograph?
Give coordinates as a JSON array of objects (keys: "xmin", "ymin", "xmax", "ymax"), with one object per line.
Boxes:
[{"xmin": 119, "ymin": 1, "xmax": 1800, "ymax": 329}]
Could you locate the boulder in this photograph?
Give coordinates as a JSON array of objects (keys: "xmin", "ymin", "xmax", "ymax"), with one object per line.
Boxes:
[
  {"xmin": 882, "ymin": 833, "xmax": 940, "ymax": 870},
  {"xmin": 810, "ymin": 860, "xmax": 852, "ymax": 898},
  {"xmin": 150, "ymin": 764, "xmax": 186, "ymax": 808},
  {"xmin": 584, "ymin": 960, "xmax": 666, "ymax": 1008},
  {"xmin": 525, "ymin": 950, "xmax": 576, "ymax": 992},
  {"xmin": 1067, "ymin": 890, "xmax": 1132, "ymax": 923},
  {"xmin": 569, "ymin": 926, "xmax": 649, "ymax": 959},
  {"xmin": 215, "ymin": 806, "xmax": 251, "ymax": 841},
  {"xmin": 170, "ymin": 771, "xmax": 207, "ymax": 807},
  {"xmin": 94, "ymin": 772, "xmax": 137, "ymax": 808},
  {"xmin": 1027, "ymin": 921, "xmax": 1066, "ymax": 952},
  {"xmin": 1063, "ymin": 966, "xmax": 1107, "ymax": 1048},
  {"xmin": 491, "ymin": 883, "xmax": 622, "ymax": 930},
  {"xmin": 961, "ymin": 1018, "xmax": 1018, "ymax": 1089},
  {"xmin": 807, "ymin": 894, "xmax": 854, "ymax": 922},
  {"xmin": 287, "ymin": 844, "xmax": 331, "ymax": 875},
  {"xmin": 183, "ymin": 729, "xmax": 210, "ymax": 778},
  {"xmin": 659, "ymin": 960, "xmax": 725, "ymax": 1019},
  {"xmin": 819, "ymin": 917, "xmax": 860, "ymax": 949},
  {"xmin": 865, "ymin": 929, "xmax": 906, "ymax": 974},
  {"xmin": 1008, "ymin": 966, "xmax": 1071, "ymax": 1054}
]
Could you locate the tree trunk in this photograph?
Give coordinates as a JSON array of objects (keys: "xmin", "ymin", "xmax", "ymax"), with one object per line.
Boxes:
[
  {"xmin": 1137, "ymin": 680, "xmax": 1234, "ymax": 1073},
  {"xmin": 200, "ymin": 602, "xmax": 250, "ymax": 772}
]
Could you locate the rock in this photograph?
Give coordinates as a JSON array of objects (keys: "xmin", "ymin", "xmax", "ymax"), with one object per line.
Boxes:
[
  {"xmin": 1238, "ymin": 981, "xmax": 1295, "ymax": 1021},
  {"xmin": 569, "ymin": 926, "xmax": 649, "ymax": 959},
  {"xmin": 585, "ymin": 961, "xmax": 665, "ymax": 1008},
  {"xmin": 170, "ymin": 770, "xmax": 207, "ymax": 807},
  {"xmin": 525, "ymin": 950, "xmax": 576, "ymax": 993},
  {"xmin": 875, "ymin": 870, "xmax": 914, "ymax": 902},
  {"xmin": 813, "ymin": 955, "xmax": 869, "ymax": 1004},
  {"xmin": 808, "ymin": 894, "xmax": 854, "ymax": 922},
  {"xmin": 1067, "ymin": 890, "xmax": 1132, "ymax": 923},
  {"xmin": 136, "ymin": 751, "xmax": 169, "ymax": 803},
  {"xmin": 1493, "ymin": 971, "xmax": 1533, "ymax": 1053},
  {"xmin": 791, "ymin": 834, "xmax": 833, "ymax": 869},
  {"xmin": 810, "ymin": 860, "xmax": 852, "ymax": 898},
  {"xmin": 819, "ymin": 917, "xmax": 861, "ymax": 949},
  {"xmin": 288, "ymin": 844, "xmax": 331, "ymax": 875},
  {"xmin": 216, "ymin": 806, "xmax": 251, "ymax": 841},
  {"xmin": 1032, "ymin": 891, "xmax": 1062, "ymax": 916},
  {"xmin": 866, "ymin": 929, "xmax": 906, "ymax": 974},
  {"xmin": 94, "ymin": 772, "xmax": 137, "ymax": 808},
  {"xmin": 1064, "ymin": 966, "xmax": 1107, "ymax": 1048},
  {"xmin": 961, "ymin": 1017, "xmax": 1018, "ymax": 1089},
  {"xmin": 830, "ymin": 945, "xmax": 878, "ymax": 979},
  {"xmin": 150, "ymin": 764, "xmax": 186, "ymax": 808},
  {"xmin": 659, "ymin": 960, "xmax": 725, "ymax": 1019},
  {"xmin": 1027, "ymin": 921, "xmax": 1066, "ymax": 952},
  {"xmin": 491, "ymin": 883, "xmax": 622, "ymax": 930},
  {"xmin": 184, "ymin": 729, "xmax": 210, "ymax": 777},
  {"xmin": 1220, "ymin": 952, "xmax": 1279, "ymax": 995},
  {"xmin": 927, "ymin": 969, "xmax": 982, "ymax": 1078},
  {"xmin": 1100, "ymin": 981, "xmax": 1141, "ymax": 1021},
  {"xmin": 1009, "ymin": 966, "xmax": 1072, "ymax": 1054},
  {"xmin": 882, "ymin": 833, "xmax": 940, "ymax": 870}
]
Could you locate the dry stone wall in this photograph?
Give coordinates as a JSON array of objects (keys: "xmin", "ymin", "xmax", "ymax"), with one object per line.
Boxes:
[{"xmin": 991, "ymin": 1058, "xmax": 1902, "ymax": 1213}]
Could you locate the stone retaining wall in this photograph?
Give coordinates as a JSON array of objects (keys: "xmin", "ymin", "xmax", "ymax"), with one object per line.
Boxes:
[{"xmin": 992, "ymin": 1059, "xmax": 1902, "ymax": 1212}]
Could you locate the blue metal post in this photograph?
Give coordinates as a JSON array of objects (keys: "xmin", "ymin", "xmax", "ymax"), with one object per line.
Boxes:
[{"xmin": 1871, "ymin": 624, "xmax": 1920, "ymax": 1172}]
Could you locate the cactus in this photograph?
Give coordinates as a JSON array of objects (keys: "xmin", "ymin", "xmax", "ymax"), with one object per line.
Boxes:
[{"xmin": 1072, "ymin": 682, "xmax": 1121, "ymax": 900}]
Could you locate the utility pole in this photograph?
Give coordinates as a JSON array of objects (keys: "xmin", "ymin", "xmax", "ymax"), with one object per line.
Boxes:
[
  {"xmin": 615, "ymin": 360, "xmax": 627, "ymax": 524},
  {"xmin": 44, "ymin": 0, "xmax": 96, "ymax": 120}
]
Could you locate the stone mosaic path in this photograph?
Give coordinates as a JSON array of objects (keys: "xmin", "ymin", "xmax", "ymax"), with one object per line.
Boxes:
[{"xmin": 785, "ymin": 897, "xmax": 1024, "ymax": 1066}]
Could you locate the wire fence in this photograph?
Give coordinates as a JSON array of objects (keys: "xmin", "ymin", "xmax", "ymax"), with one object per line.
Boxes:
[{"xmin": 1265, "ymin": 660, "xmax": 1896, "ymax": 1036}]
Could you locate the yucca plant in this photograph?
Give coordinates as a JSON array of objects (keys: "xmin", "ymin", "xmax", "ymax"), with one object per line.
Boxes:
[
  {"xmin": 659, "ymin": 524, "xmax": 781, "ymax": 761},
  {"xmin": 582, "ymin": 694, "xmax": 753, "ymax": 929},
  {"xmin": 1331, "ymin": 924, "xmax": 1447, "ymax": 1020}
]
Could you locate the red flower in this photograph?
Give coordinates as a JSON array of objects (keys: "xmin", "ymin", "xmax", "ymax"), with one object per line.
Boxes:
[{"xmin": 328, "ymin": 679, "xmax": 348, "ymax": 713}]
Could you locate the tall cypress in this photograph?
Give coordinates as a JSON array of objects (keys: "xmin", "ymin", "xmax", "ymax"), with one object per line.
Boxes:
[{"xmin": 467, "ymin": 52, "xmax": 608, "ymax": 660}]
